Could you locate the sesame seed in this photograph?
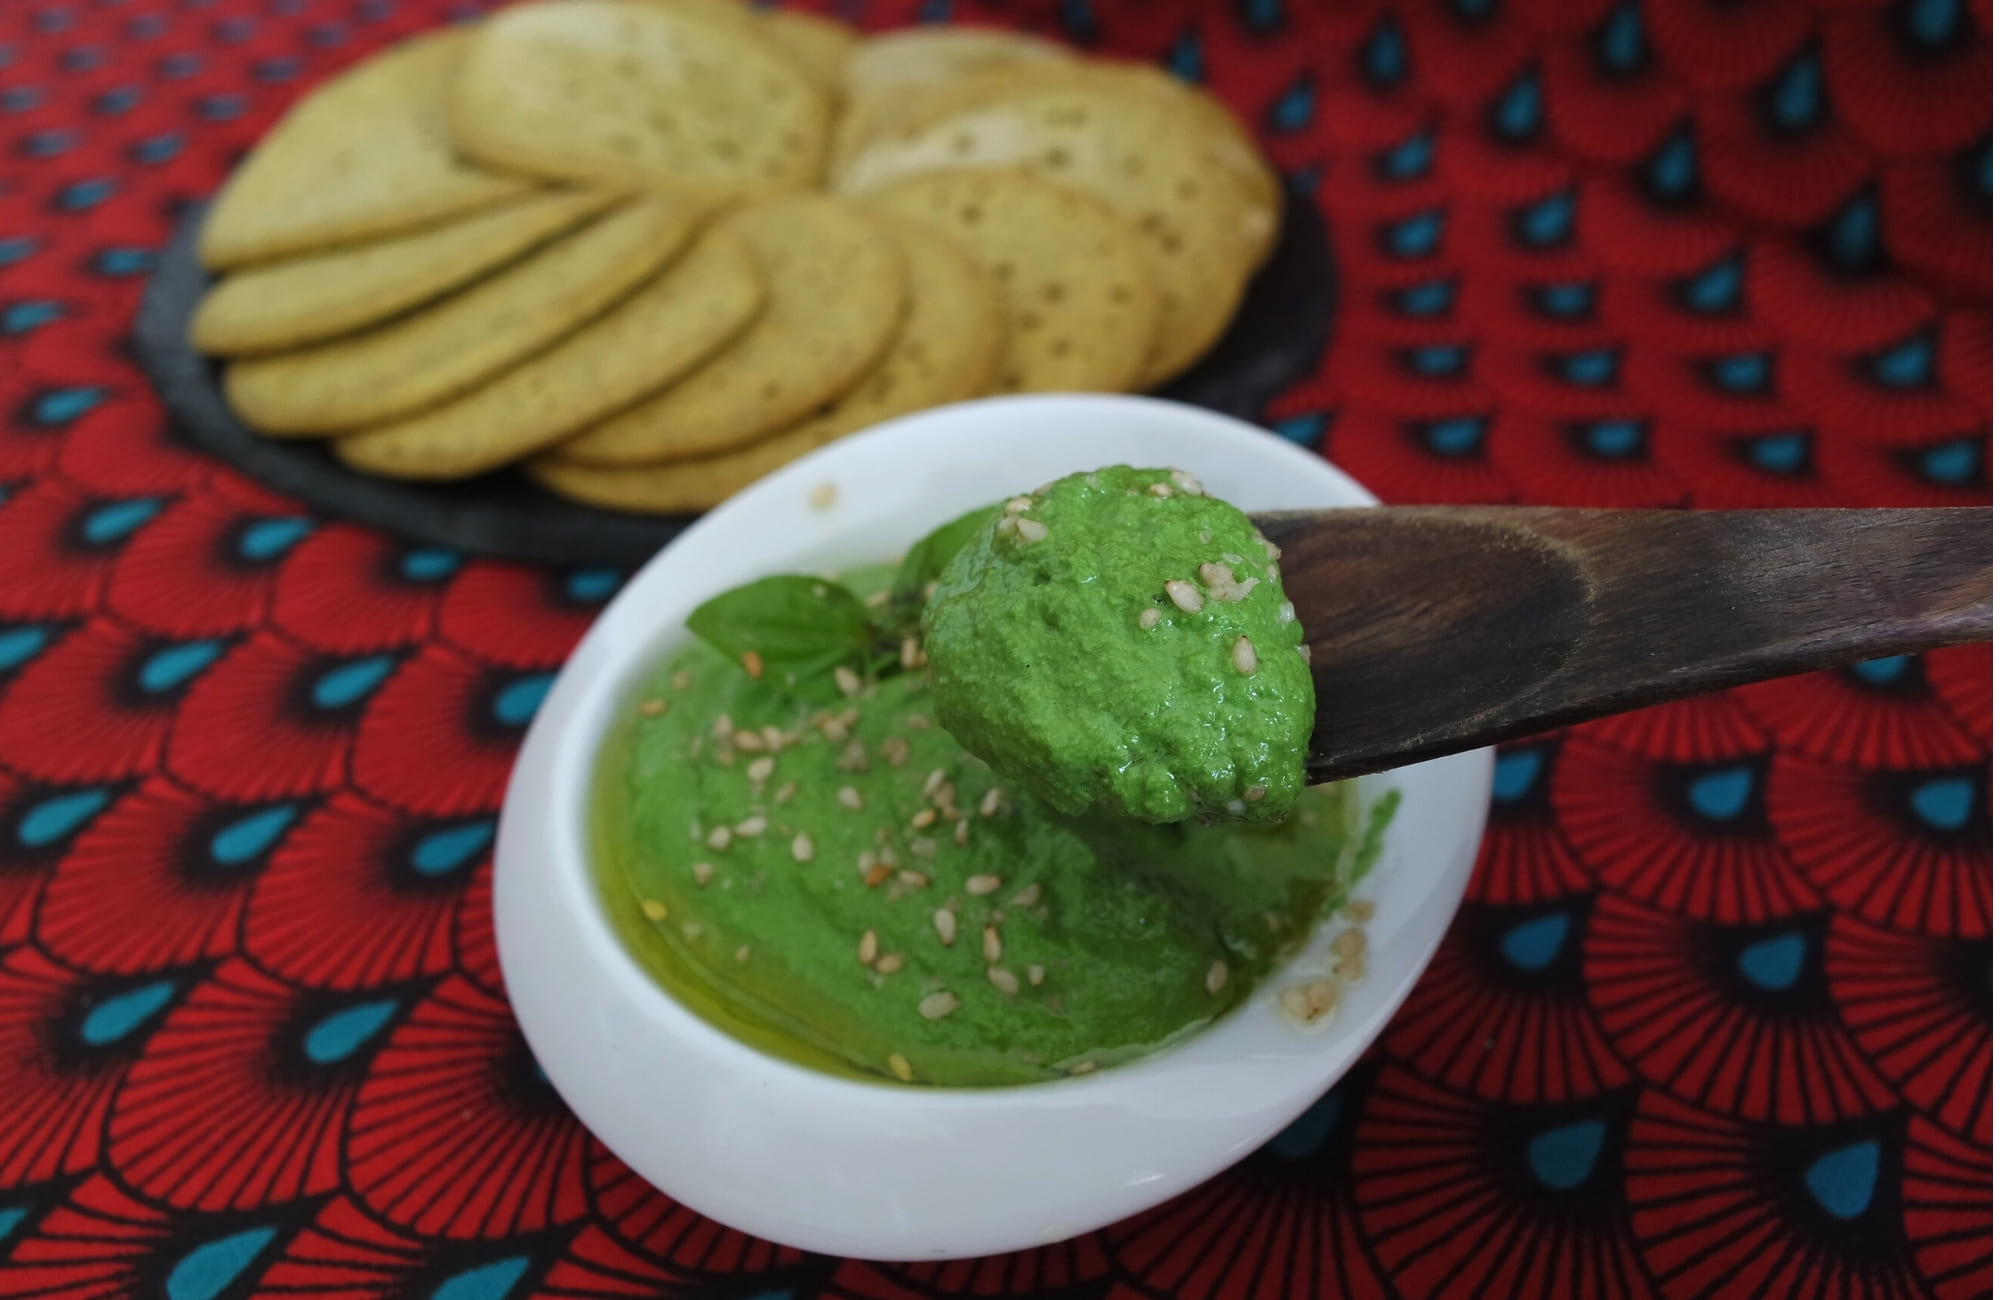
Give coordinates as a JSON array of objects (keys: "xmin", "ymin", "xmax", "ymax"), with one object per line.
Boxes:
[
  {"xmin": 996, "ymin": 514, "xmax": 1019, "ymax": 537},
  {"xmin": 735, "ymin": 816, "xmax": 767, "ymax": 837},
  {"xmin": 1345, "ymin": 899, "xmax": 1377, "ymax": 923},
  {"xmin": 898, "ymin": 870, "xmax": 930, "ymax": 887},
  {"xmin": 735, "ymin": 945, "xmax": 750, "ymax": 963},
  {"xmin": 859, "ymin": 929, "xmax": 879, "ymax": 964},
  {"xmin": 1138, "ymin": 607, "xmax": 1162, "ymax": 630},
  {"xmin": 881, "ymin": 737, "xmax": 910, "ymax": 767},
  {"xmin": 1334, "ymin": 927, "xmax": 1367, "ymax": 961},
  {"xmin": 745, "ymin": 756, "xmax": 775, "ymax": 784},
  {"xmin": 982, "ymin": 925, "xmax": 1003, "ymax": 963},
  {"xmin": 1222, "ymin": 551, "xmax": 1245, "ymax": 564},
  {"xmin": 1165, "ymin": 580, "xmax": 1204, "ymax": 613},
  {"xmin": 1028, "ymin": 964, "xmax": 1045, "ymax": 986},
  {"xmin": 925, "ymin": 581, "xmax": 938, "ymax": 600},
  {"xmin": 930, "ymin": 780, "xmax": 956, "ymax": 811},
  {"xmin": 1148, "ymin": 482, "xmax": 1173, "ymax": 498},
  {"xmin": 681, "ymin": 921, "xmax": 702, "ymax": 940},
  {"xmin": 712, "ymin": 714, "xmax": 734, "ymax": 739},
  {"xmin": 876, "ymin": 953, "xmax": 904, "ymax": 974},
  {"xmin": 1297, "ymin": 644, "xmax": 1312, "ymax": 666},
  {"xmin": 1337, "ymin": 953, "xmax": 1368, "ymax": 983},
  {"xmin": 671, "ymin": 670, "xmax": 692, "ymax": 691},
  {"xmin": 1199, "ymin": 530, "xmax": 1211, "ymax": 544},
  {"xmin": 1266, "ymin": 564, "xmax": 1278, "ymax": 581},
  {"xmin": 791, "ymin": 833, "xmax": 814, "ymax": 862},
  {"xmin": 906, "ymin": 713, "xmax": 931, "ymax": 730},
  {"xmin": 979, "ymin": 787, "xmax": 1004, "ymax": 817},
  {"xmin": 888, "ymin": 1053, "xmax": 914, "ymax": 1081},
  {"xmin": 1233, "ymin": 636, "xmax": 1258, "ymax": 674},
  {"xmin": 761, "ymin": 725, "xmax": 786, "ymax": 751},
  {"xmin": 1199, "ymin": 561, "xmax": 1235, "ymax": 591},
  {"xmin": 639, "ymin": 698, "xmax": 667, "ymax": 716},
  {"xmin": 706, "ymin": 826, "xmax": 733, "ymax": 851},
  {"xmin": 640, "ymin": 899, "xmax": 668, "ymax": 922},
  {"xmin": 1244, "ymin": 785, "xmax": 1267, "ymax": 802},
  {"xmin": 954, "ymin": 818, "xmax": 969, "ymax": 846},
  {"xmin": 864, "ymin": 863, "xmax": 893, "ymax": 887},
  {"xmin": 1069, "ymin": 1060, "xmax": 1097, "ymax": 1075},
  {"xmin": 866, "ymin": 589, "xmax": 891, "ymax": 608},
  {"xmin": 734, "ymin": 729, "xmax": 764, "ymax": 753},
  {"xmin": 1279, "ymin": 977, "xmax": 1340, "ymax": 1026},
  {"xmin": 900, "ymin": 637, "xmax": 927, "ymax": 669},
  {"xmin": 741, "ymin": 651, "xmax": 764, "ymax": 679},
  {"xmin": 909, "ymin": 837, "xmax": 938, "ymax": 858},
  {"xmin": 809, "ymin": 481, "xmax": 838, "ymax": 509},
  {"xmin": 691, "ymin": 861, "xmax": 714, "ymax": 887},
  {"xmin": 1226, "ymin": 798, "xmax": 1246, "ymax": 814},
  {"xmin": 933, "ymin": 909, "xmax": 957, "ymax": 945},
  {"xmin": 713, "ymin": 742, "xmax": 736, "ymax": 767},
  {"xmin": 965, "ymin": 874, "xmax": 1002, "ymax": 896},
  {"xmin": 1004, "ymin": 496, "xmax": 1033, "ymax": 514},
  {"xmin": 839, "ymin": 707, "xmax": 862, "ymax": 728},
  {"xmin": 1206, "ymin": 960, "xmax": 1229, "ymax": 994},
  {"xmin": 774, "ymin": 781, "xmax": 798, "ymax": 804},
  {"xmin": 836, "ymin": 740, "xmax": 869, "ymax": 772},
  {"xmin": 837, "ymin": 786, "xmax": 864, "ymax": 811},
  {"xmin": 987, "ymin": 966, "xmax": 1021, "ymax": 995},
  {"xmin": 1015, "ymin": 518, "xmax": 1049, "ymax": 543},
  {"xmin": 1010, "ymin": 884, "xmax": 1042, "ymax": 907},
  {"xmin": 823, "ymin": 718, "xmax": 850, "ymax": 743},
  {"xmin": 1260, "ymin": 537, "xmax": 1282, "ymax": 560},
  {"xmin": 1170, "ymin": 470, "xmax": 1205, "ymax": 495},
  {"xmin": 812, "ymin": 584, "xmax": 827, "ymax": 597},
  {"xmin": 910, "ymin": 808, "xmax": 937, "ymax": 829},
  {"xmin": 833, "ymin": 665, "xmax": 861, "ymax": 697},
  {"xmin": 918, "ymin": 991, "xmax": 961, "ymax": 1020},
  {"xmin": 919, "ymin": 768, "xmax": 944, "ymax": 795}
]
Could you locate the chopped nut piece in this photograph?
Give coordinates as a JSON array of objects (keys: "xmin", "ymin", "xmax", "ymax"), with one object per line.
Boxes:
[
  {"xmin": 1337, "ymin": 953, "xmax": 1368, "ymax": 984},
  {"xmin": 761, "ymin": 725, "xmax": 785, "ymax": 751},
  {"xmin": 1147, "ymin": 481, "xmax": 1173, "ymax": 498},
  {"xmin": 734, "ymin": 945, "xmax": 750, "ymax": 963},
  {"xmin": 1004, "ymin": 496, "xmax": 1033, "ymax": 514},
  {"xmin": 1279, "ymin": 977, "xmax": 1341, "ymax": 1025},
  {"xmin": 640, "ymin": 899, "xmax": 668, "ymax": 922},
  {"xmin": 887, "ymin": 1052, "xmax": 914, "ymax": 1081},
  {"xmin": 897, "ymin": 870, "xmax": 930, "ymax": 888},
  {"xmin": 858, "ymin": 930, "xmax": 879, "ymax": 965},
  {"xmin": 705, "ymin": 826, "xmax": 733, "ymax": 851},
  {"xmin": 734, "ymin": 729, "xmax": 764, "ymax": 753},
  {"xmin": 1069, "ymin": 1060, "xmax": 1097, "ymax": 1075},
  {"xmin": 918, "ymin": 991, "xmax": 960, "ymax": 1020},
  {"xmin": 791, "ymin": 832, "xmax": 814, "ymax": 862},
  {"xmin": 1345, "ymin": 899, "xmax": 1377, "ymax": 923},
  {"xmin": 1169, "ymin": 469, "xmax": 1206, "ymax": 495},
  {"xmin": 965, "ymin": 874, "xmax": 1002, "ymax": 896},
  {"xmin": 835, "ymin": 740, "xmax": 869, "ymax": 772},
  {"xmin": 712, "ymin": 714, "xmax": 734, "ymax": 740},
  {"xmin": 1297, "ymin": 644, "xmax": 1312, "ymax": 666},
  {"xmin": 808, "ymin": 481, "xmax": 837, "ymax": 510},
  {"xmin": 880, "ymin": 736, "xmax": 910, "ymax": 767},
  {"xmin": 982, "ymin": 925, "xmax": 1003, "ymax": 963},
  {"xmin": 1165, "ymin": 579, "xmax": 1204, "ymax": 613},
  {"xmin": 900, "ymin": 636, "xmax": 926, "ymax": 669},
  {"xmin": 833, "ymin": 665, "xmax": 861, "ymax": 698},
  {"xmin": 933, "ymin": 909, "xmax": 957, "ymax": 945},
  {"xmin": 837, "ymin": 785, "xmax": 864, "ymax": 811},
  {"xmin": 741, "ymin": 650, "xmax": 763, "ymax": 679},
  {"xmin": 875, "ymin": 953, "xmax": 905, "ymax": 974},
  {"xmin": 1139, "ymin": 607, "xmax": 1162, "ymax": 630},
  {"xmin": 1244, "ymin": 784, "xmax": 1268, "ymax": 802},
  {"xmin": 1333, "ymin": 928, "xmax": 1367, "ymax": 961},
  {"xmin": 954, "ymin": 818, "xmax": 969, "ymax": 846},
  {"xmin": 823, "ymin": 719, "xmax": 851, "ymax": 744},
  {"xmin": 1014, "ymin": 518, "xmax": 1048, "ymax": 543},
  {"xmin": 910, "ymin": 808, "xmax": 937, "ymax": 829},
  {"xmin": 1010, "ymin": 884, "xmax": 1042, "ymax": 907},
  {"xmin": 690, "ymin": 861, "xmax": 714, "ymax": 887},
  {"xmin": 774, "ymin": 780, "xmax": 798, "ymax": 804},
  {"xmin": 745, "ymin": 756, "xmax": 775, "ymax": 784},
  {"xmin": 638, "ymin": 698, "xmax": 667, "ymax": 716},
  {"xmin": 1027, "ymin": 964, "xmax": 1046, "ymax": 986},
  {"xmin": 909, "ymin": 837, "xmax": 938, "ymax": 858},
  {"xmin": 671, "ymin": 670, "xmax": 692, "ymax": 692},
  {"xmin": 734, "ymin": 816, "xmax": 767, "ymax": 837},
  {"xmin": 1205, "ymin": 960, "xmax": 1229, "ymax": 995},
  {"xmin": 864, "ymin": 863, "xmax": 893, "ymax": 888},
  {"xmin": 979, "ymin": 787, "xmax": 1005, "ymax": 817},
  {"xmin": 1233, "ymin": 636, "xmax": 1258, "ymax": 675},
  {"xmin": 987, "ymin": 967, "xmax": 1021, "ymax": 996}
]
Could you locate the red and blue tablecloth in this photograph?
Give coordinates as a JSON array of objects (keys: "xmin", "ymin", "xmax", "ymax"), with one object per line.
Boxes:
[{"xmin": 0, "ymin": 0, "xmax": 1990, "ymax": 1295}]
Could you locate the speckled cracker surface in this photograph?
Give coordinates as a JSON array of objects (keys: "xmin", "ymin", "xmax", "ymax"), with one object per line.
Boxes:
[
  {"xmin": 836, "ymin": 78, "xmax": 1258, "ymax": 386},
  {"xmin": 192, "ymin": 189, "xmax": 617, "ymax": 356},
  {"xmin": 555, "ymin": 193, "xmax": 905, "ymax": 465},
  {"xmin": 332, "ymin": 225, "xmax": 763, "ymax": 480},
  {"xmin": 832, "ymin": 26, "xmax": 1074, "ymax": 171},
  {"xmin": 530, "ymin": 218, "xmax": 1000, "ymax": 511},
  {"xmin": 757, "ymin": 8, "xmax": 857, "ymax": 100},
  {"xmin": 867, "ymin": 171, "xmax": 1158, "ymax": 394},
  {"xmin": 198, "ymin": 30, "xmax": 534, "ymax": 271},
  {"xmin": 223, "ymin": 196, "xmax": 699, "ymax": 434},
  {"xmin": 449, "ymin": 0, "xmax": 828, "ymax": 202}
]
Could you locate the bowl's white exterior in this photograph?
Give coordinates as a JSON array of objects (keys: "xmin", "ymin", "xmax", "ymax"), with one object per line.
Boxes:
[{"xmin": 495, "ymin": 395, "xmax": 1491, "ymax": 1261}]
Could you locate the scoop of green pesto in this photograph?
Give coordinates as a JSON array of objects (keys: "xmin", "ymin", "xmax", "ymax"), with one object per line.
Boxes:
[{"xmin": 923, "ymin": 465, "xmax": 1315, "ymax": 824}]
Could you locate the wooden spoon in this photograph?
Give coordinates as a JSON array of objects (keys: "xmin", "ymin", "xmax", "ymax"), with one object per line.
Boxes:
[{"xmin": 1246, "ymin": 506, "xmax": 1992, "ymax": 782}]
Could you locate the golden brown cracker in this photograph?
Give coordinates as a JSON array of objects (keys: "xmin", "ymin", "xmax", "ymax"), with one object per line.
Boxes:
[
  {"xmin": 199, "ymin": 30, "xmax": 533, "ymax": 271},
  {"xmin": 450, "ymin": 0, "xmax": 829, "ymax": 202},
  {"xmin": 224, "ymin": 195, "xmax": 700, "ymax": 434},
  {"xmin": 193, "ymin": 189, "xmax": 617, "ymax": 356},
  {"xmin": 333, "ymin": 226, "xmax": 763, "ymax": 480},
  {"xmin": 555, "ymin": 193, "xmax": 905, "ymax": 465},
  {"xmin": 757, "ymin": 8, "xmax": 858, "ymax": 100}
]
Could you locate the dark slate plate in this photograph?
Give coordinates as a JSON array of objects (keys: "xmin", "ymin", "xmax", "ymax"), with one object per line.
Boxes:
[{"xmin": 134, "ymin": 192, "xmax": 1335, "ymax": 567}]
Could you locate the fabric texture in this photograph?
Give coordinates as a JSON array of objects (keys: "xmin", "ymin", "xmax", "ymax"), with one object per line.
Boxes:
[{"xmin": 0, "ymin": 0, "xmax": 1989, "ymax": 1295}]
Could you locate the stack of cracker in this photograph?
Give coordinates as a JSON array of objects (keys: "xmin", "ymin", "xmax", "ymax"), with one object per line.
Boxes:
[{"xmin": 191, "ymin": 4, "xmax": 1280, "ymax": 513}]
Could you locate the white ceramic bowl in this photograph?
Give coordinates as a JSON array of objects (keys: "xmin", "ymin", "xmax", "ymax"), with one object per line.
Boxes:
[{"xmin": 495, "ymin": 394, "xmax": 1491, "ymax": 1261}]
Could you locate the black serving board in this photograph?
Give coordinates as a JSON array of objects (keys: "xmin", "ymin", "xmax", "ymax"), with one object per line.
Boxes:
[{"xmin": 135, "ymin": 191, "xmax": 1335, "ymax": 567}]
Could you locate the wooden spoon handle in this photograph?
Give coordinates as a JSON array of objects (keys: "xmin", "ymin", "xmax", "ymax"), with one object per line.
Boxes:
[{"xmin": 1251, "ymin": 506, "xmax": 1992, "ymax": 781}]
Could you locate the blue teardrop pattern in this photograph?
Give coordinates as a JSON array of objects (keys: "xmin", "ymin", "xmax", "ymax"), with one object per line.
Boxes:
[
  {"xmin": 1911, "ymin": 437, "xmax": 1982, "ymax": 486},
  {"xmin": 1240, "ymin": 0, "xmax": 1282, "ymax": 34},
  {"xmin": 1805, "ymin": 1140, "xmax": 1879, "ymax": 1221},
  {"xmin": 194, "ymin": 93, "xmax": 245, "ymax": 121},
  {"xmin": 492, "ymin": 673, "xmax": 555, "ymax": 728},
  {"xmin": 1680, "ymin": 253, "xmax": 1744, "ymax": 313},
  {"xmin": 1765, "ymin": 48, "xmax": 1824, "ymax": 133},
  {"xmin": 1907, "ymin": 0, "xmax": 1962, "ymax": 47},
  {"xmin": 1527, "ymin": 1119, "xmax": 1605, "ymax": 1190},
  {"xmin": 0, "ymin": 236, "xmax": 38, "ymax": 266},
  {"xmin": 411, "ymin": 820, "xmax": 495, "ymax": 877},
  {"xmin": 1707, "ymin": 352, "xmax": 1771, "ymax": 393},
  {"xmin": 1057, "ymin": 0, "xmax": 1098, "ymax": 43},
  {"xmin": 93, "ymin": 88, "xmax": 140, "ymax": 116},
  {"xmin": 253, "ymin": 55, "xmax": 302, "ymax": 82},
  {"xmin": 126, "ymin": 11, "xmax": 168, "ymax": 37},
  {"xmin": 18, "ymin": 786, "xmax": 111, "ymax": 849},
  {"xmin": 431, "ymin": 1255, "xmax": 533, "ymax": 1300},
  {"xmin": 1167, "ymin": 29, "xmax": 1202, "ymax": 82},
  {"xmin": 0, "ymin": 1205, "xmax": 26, "ymax": 1242},
  {"xmin": 1595, "ymin": 0, "xmax": 1646, "ymax": 76},
  {"xmin": 1384, "ymin": 208, "xmax": 1445, "ymax": 258},
  {"xmin": 2, "ymin": 85, "xmax": 47, "ymax": 111},
  {"xmin": 1870, "ymin": 331, "xmax": 1935, "ymax": 389},
  {"xmin": 129, "ymin": 132, "xmax": 183, "ymax": 164},
  {"xmin": 1397, "ymin": 278, "xmax": 1455, "ymax": 316},
  {"xmin": 916, "ymin": 0, "xmax": 951, "ymax": 21},
  {"xmin": 164, "ymin": 1226, "xmax": 277, "ymax": 1300},
  {"xmin": 56, "ymin": 177, "xmax": 117, "ymax": 210},
  {"xmin": 1492, "ymin": 748, "xmax": 1544, "ymax": 803},
  {"xmin": 237, "ymin": 516, "xmax": 315, "ymax": 562},
  {"xmin": 1271, "ymin": 412, "xmax": 1327, "ymax": 447},
  {"xmin": 1644, "ymin": 126, "xmax": 1699, "ymax": 203},
  {"xmin": 1267, "ymin": 1085, "xmax": 1343, "ymax": 1161},
  {"xmin": 0, "ymin": 301, "xmax": 63, "ymax": 337},
  {"xmin": 304, "ymin": 998, "xmax": 401, "ymax": 1064},
  {"xmin": 563, "ymin": 567, "xmax": 622, "ymax": 604},
  {"xmin": 1421, "ymin": 415, "xmax": 1486, "ymax": 457},
  {"xmin": 1737, "ymin": 932, "xmax": 1806, "ymax": 991},
  {"xmin": 1360, "ymin": 17, "xmax": 1407, "ymax": 87},
  {"xmin": 1820, "ymin": 191, "xmax": 1880, "ymax": 272},
  {"xmin": 0, "ymin": 625, "xmax": 50, "ymax": 674},
  {"xmin": 138, "ymin": 639, "xmax": 225, "ymax": 694},
  {"xmin": 306, "ymin": 20, "xmax": 349, "ymax": 47},
  {"xmin": 1405, "ymin": 344, "xmax": 1468, "ymax": 377},
  {"xmin": 157, "ymin": 49, "xmax": 206, "ymax": 78},
  {"xmin": 1515, "ymin": 189, "xmax": 1574, "ymax": 246},
  {"xmin": 1536, "ymin": 281, "xmax": 1593, "ymax": 318},
  {"xmin": 311, "ymin": 654, "xmax": 397, "ymax": 711},
  {"xmin": 92, "ymin": 246, "xmax": 157, "ymax": 276},
  {"xmin": 19, "ymin": 128, "xmax": 75, "ymax": 158},
  {"xmin": 1742, "ymin": 433, "xmax": 1811, "ymax": 475},
  {"xmin": 61, "ymin": 46, "xmax": 106, "ymax": 72},
  {"xmin": 400, "ymin": 547, "xmax": 462, "ymax": 582},
  {"xmin": 80, "ymin": 495, "xmax": 162, "ymax": 545},
  {"xmin": 1501, "ymin": 912, "xmax": 1570, "ymax": 970},
  {"xmin": 209, "ymin": 804, "xmax": 299, "ymax": 866},
  {"xmin": 34, "ymin": 7, "xmax": 73, "ymax": 32},
  {"xmin": 1268, "ymin": 74, "xmax": 1316, "ymax": 133},
  {"xmin": 1686, "ymin": 765, "xmax": 1755, "ymax": 822},
  {"xmin": 1555, "ymin": 348, "xmax": 1620, "ymax": 387},
  {"xmin": 1490, "ymin": 69, "xmax": 1540, "ymax": 141},
  {"xmin": 33, "ymin": 386, "xmax": 108, "ymax": 426},
  {"xmin": 1850, "ymin": 655, "xmax": 1911, "ymax": 686},
  {"xmin": 1579, "ymin": 419, "xmax": 1646, "ymax": 459},
  {"xmin": 80, "ymin": 978, "xmax": 177, "ymax": 1046},
  {"xmin": 1377, "ymin": 128, "xmax": 1433, "ymax": 181},
  {"xmin": 1909, "ymin": 776, "xmax": 1975, "ymax": 832}
]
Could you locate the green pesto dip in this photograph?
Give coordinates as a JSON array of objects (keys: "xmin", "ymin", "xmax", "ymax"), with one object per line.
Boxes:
[
  {"xmin": 592, "ymin": 562, "xmax": 1380, "ymax": 1088},
  {"xmin": 925, "ymin": 467, "xmax": 1314, "ymax": 824}
]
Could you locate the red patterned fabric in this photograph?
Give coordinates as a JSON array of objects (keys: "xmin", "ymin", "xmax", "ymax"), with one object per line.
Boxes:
[{"xmin": 0, "ymin": 0, "xmax": 1989, "ymax": 1295}]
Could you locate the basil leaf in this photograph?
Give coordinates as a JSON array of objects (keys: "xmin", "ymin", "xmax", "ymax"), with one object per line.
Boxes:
[
  {"xmin": 686, "ymin": 575, "xmax": 872, "ymax": 701},
  {"xmin": 892, "ymin": 503, "xmax": 998, "ymax": 606}
]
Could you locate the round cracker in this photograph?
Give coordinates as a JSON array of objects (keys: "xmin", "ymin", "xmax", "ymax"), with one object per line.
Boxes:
[
  {"xmin": 449, "ymin": 0, "xmax": 829, "ymax": 203},
  {"xmin": 225, "ymin": 195, "xmax": 700, "ymax": 434},
  {"xmin": 866, "ymin": 171, "xmax": 1158, "ymax": 395},
  {"xmin": 834, "ymin": 78, "xmax": 1257, "ymax": 386},
  {"xmin": 193, "ymin": 189, "xmax": 618, "ymax": 356},
  {"xmin": 832, "ymin": 25, "xmax": 1075, "ymax": 172},
  {"xmin": 334, "ymin": 226, "xmax": 764, "ymax": 480},
  {"xmin": 532, "ymin": 218, "xmax": 1002, "ymax": 511},
  {"xmin": 757, "ymin": 8, "xmax": 858, "ymax": 100},
  {"xmin": 199, "ymin": 29, "xmax": 533, "ymax": 270},
  {"xmin": 556, "ymin": 193, "xmax": 906, "ymax": 465}
]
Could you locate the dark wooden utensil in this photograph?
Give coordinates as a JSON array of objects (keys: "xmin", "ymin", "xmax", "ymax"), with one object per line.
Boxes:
[{"xmin": 1247, "ymin": 506, "xmax": 1992, "ymax": 782}]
